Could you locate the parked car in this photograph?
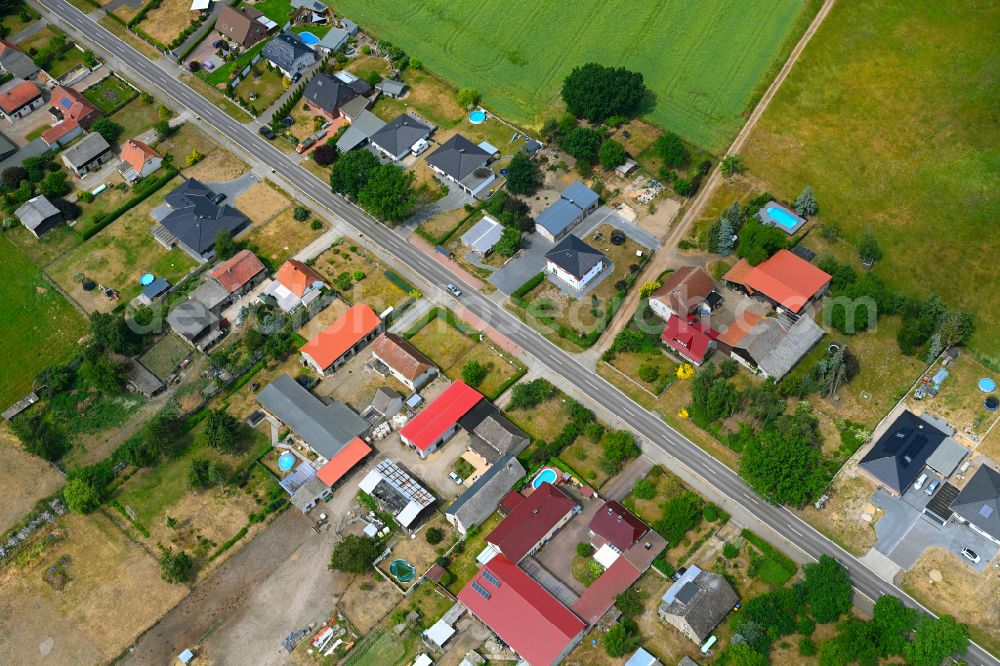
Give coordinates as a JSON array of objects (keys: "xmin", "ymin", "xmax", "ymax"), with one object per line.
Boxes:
[
  {"xmin": 259, "ymin": 125, "xmax": 276, "ymax": 140},
  {"xmin": 446, "ymin": 283, "xmax": 462, "ymax": 297},
  {"xmin": 448, "ymin": 471, "xmax": 463, "ymax": 485},
  {"xmin": 671, "ymin": 566, "xmax": 687, "ymax": 582},
  {"xmin": 961, "ymin": 547, "xmax": 980, "ymax": 563},
  {"xmin": 291, "ymin": 72, "xmax": 301, "ymax": 83},
  {"xmin": 913, "ymin": 473, "xmax": 928, "ymax": 490},
  {"xmin": 924, "ymin": 478, "xmax": 941, "ymax": 495}
]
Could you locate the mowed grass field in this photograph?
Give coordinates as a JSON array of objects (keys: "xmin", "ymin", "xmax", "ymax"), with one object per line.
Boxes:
[
  {"xmin": 332, "ymin": 0, "xmax": 820, "ymax": 151},
  {"xmin": 0, "ymin": 237, "xmax": 88, "ymax": 409},
  {"xmin": 742, "ymin": 0, "xmax": 1000, "ymax": 364}
]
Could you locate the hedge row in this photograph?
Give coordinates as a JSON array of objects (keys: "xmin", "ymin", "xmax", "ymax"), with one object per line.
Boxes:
[
  {"xmin": 415, "ymin": 206, "xmax": 478, "ymax": 247},
  {"xmin": 383, "ymin": 269, "xmax": 415, "ymax": 294},
  {"xmin": 511, "ymin": 271, "xmax": 544, "ymax": 298},
  {"xmin": 484, "ymin": 362, "xmax": 526, "ymax": 402},
  {"xmin": 169, "ymin": 15, "xmax": 207, "ymax": 50},
  {"xmin": 741, "ymin": 529, "xmax": 798, "ymax": 576},
  {"xmin": 80, "ymin": 166, "xmax": 178, "ymax": 240},
  {"xmin": 127, "ymin": 0, "xmax": 162, "ymax": 28},
  {"xmin": 176, "ymin": 18, "xmax": 215, "ymax": 62}
]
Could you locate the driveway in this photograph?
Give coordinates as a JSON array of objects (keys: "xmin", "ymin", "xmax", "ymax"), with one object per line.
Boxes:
[
  {"xmin": 398, "ymin": 186, "xmax": 473, "ymax": 237},
  {"xmin": 602, "ymin": 456, "xmax": 654, "ymax": 500},
  {"xmin": 871, "ymin": 487, "xmax": 999, "ymax": 573},
  {"xmin": 532, "ymin": 487, "xmax": 602, "ymax": 595}
]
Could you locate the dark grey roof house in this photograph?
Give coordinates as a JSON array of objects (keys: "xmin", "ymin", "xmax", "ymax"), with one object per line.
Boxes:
[
  {"xmin": 732, "ymin": 315, "xmax": 824, "ymax": 381},
  {"xmin": 445, "ymin": 456, "xmax": 526, "ymax": 534},
  {"xmin": 534, "ymin": 180, "xmax": 599, "ymax": 242},
  {"xmin": 951, "ymin": 465, "xmax": 1000, "ymax": 544},
  {"xmin": 166, "ymin": 300, "xmax": 222, "ymax": 349},
  {"xmin": 375, "ymin": 78, "xmax": 407, "ymax": 98},
  {"xmin": 157, "ymin": 179, "xmax": 251, "ymax": 261},
  {"xmin": 458, "ymin": 401, "xmax": 530, "ymax": 464},
  {"xmin": 263, "ymin": 32, "xmax": 317, "ymax": 78},
  {"xmin": 304, "ymin": 72, "xmax": 359, "ymax": 116},
  {"xmin": 335, "ymin": 109, "xmax": 386, "ymax": 153},
  {"xmin": 126, "ymin": 360, "xmax": 165, "ymax": 397},
  {"xmin": 545, "ymin": 234, "xmax": 607, "ymax": 290},
  {"xmin": 14, "ymin": 195, "xmax": 61, "ymax": 238},
  {"xmin": 658, "ymin": 565, "xmax": 739, "ymax": 643},
  {"xmin": 425, "ymin": 134, "xmax": 495, "ymax": 198},
  {"xmin": 0, "ymin": 48, "xmax": 39, "ymax": 80},
  {"xmin": 61, "ymin": 132, "xmax": 113, "ymax": 177},
  {"xmin": 369, "ymin": 113, "xmax": 432, "ymax": 161},
  {"xmin": 859, "ymin": 410, "xmax": 950, "ymax": 495},
  {"xmin": 316, "ymin": 27, "xmax": 349, "ymax": 53},
  {"xmin": 257, "ymin": 374, "xmax": 370, "ymax": 461},
  {"xmin": 0, "ymin": 131, "xmax": 16, "ymax": 161}
]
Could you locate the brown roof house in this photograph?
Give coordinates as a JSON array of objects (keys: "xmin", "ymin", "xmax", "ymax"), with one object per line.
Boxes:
[
  {"xmin": 648, "ymin": 266, "xmax": 722, "ymax": 321},
  {"xmin": 0, "ymin": 80, "xmax": 43, "ymax": 122},
  {"xmin": 217, "ymin": 5, "xmax": 270, "ymax": 48},
  {"xmin": 658, "ymin": 565, "xmax": 739, "ymax": 643},
  {"xmin": 209, "ymin": 249, "xmax": 267, "ymax": 296},
  {"xmin": 370, "ymin": 332, "xmax": 437, "ymax": 391}
]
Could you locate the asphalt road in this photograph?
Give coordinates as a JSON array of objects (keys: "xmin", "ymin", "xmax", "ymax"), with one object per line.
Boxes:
[{"xmin": 41, "ymin": 2, "xmax": 998, "ymax": 663}]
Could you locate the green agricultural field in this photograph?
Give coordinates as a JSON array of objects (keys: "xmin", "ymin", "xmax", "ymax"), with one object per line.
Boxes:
[
  {"xmin": 741, "ymin": 0, "xmax": 1000, "ymax": 365},
  {"xmin": 0, "ymin": 237, "xmax": 88, "ymax": 409},
  {"xmin": 332, "ymin": 0, "xmax": 820, "ymax": 151}
]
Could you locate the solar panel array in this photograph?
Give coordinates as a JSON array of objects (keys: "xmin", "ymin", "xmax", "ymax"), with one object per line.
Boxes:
[
  {"xmin": 482, "ymin": 570, "xmax": 501, "ymax": 587},
  {"xmin": 471, "ymin": 580, "xmax": 491, "ymax": 599}
]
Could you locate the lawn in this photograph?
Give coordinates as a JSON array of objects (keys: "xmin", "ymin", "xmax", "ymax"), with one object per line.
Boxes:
[
  {"xmin": 0, "ymin": 237, "xmax": 88, "ymax": 410},
  {"xmin": 405, "ymin": 308, "xmax": 526, "ymax": 400},
  {"xmin": 232, "ymin": 63, "xmax": 286, "ymax": 114},
  {"xmin": 446, "ymin": 511, "xmax": 503, "ymax": 594},
  {"xmin": 253, "ymin": 0, "xmax": 292, "ymax": 23},
  {"xmin": 0, "ymin": 4, "xmax": 39, "ymax": 37},
  {"xmin": 333, "ymin": 0, "xmax": 820, "ymax": 151},
  {"xmin": 99, "ymin": 15, "xmax": 164, "ymax": 60},
  {"xmin": 243, "ymin": 208, "xmax": 325, "ymax": 271},
  {"xmin": 312, "ymin": 241, "xmax": 413, "ymax": 314},
  {"xmin": 83, "ymin": 74, "xmax": 138, "ymax": 113},
  {"xmin": 137, "ymin": 0, "xmax": 198, "ymax": 46},
  {"xmin": 0, "ymin": 429, "xmax": 65, "ymax": 532},
  {"xmin": 108, "ymin": 96, "xmax": 161, "ymax": 139},
  {"xmin": 139, "ymin": 333, "xmax": 192, "ymax": 380},
  {"xmin": 200, "ymin": 40, "xmax": 267, "ymax": 86},
  {"xmin": 47, "ymin": 177, "xmax": 199, "ymax": 313},
  {"xmin": 741, "ymin": 0, "xmax": 1000, "ymax": 365}
]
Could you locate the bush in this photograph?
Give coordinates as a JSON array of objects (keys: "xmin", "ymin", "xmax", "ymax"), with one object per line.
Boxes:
[
  {"xmin": 603, "ymin": 617, "xmax": 642, "ymax": 657},
  {"xmin": 158, "ymin": 546, "xmax": 193, "ymax": 583},
  {"xmin": 293, "ymin": 205, "xmax": 309, "ymax": 221},
  {"xmin": 310, "ymin": 219, "xmax": 322, "ymax": 230},
  {"xmin": 637, "ymin": 363, "xmax": 660, "ymax": 383},
  {"xmin": 799, "ymin": 636, "xmax": 818, "ymax": 657},
  {"xmin": 576, "ymin": 542, "xmax": 593, "ymax": 557},
  {"xmin": 508, "ymin": 379, "xmax": 554, "ymax": 410},
  {"xmin": 439, "ymin": 570, "xmax": 454, "ymax": 586},
  {"xmin": 63, "ymin": 478, "xmax": 101, "ymax": 513},
  {"xmin": 425, "ymin": 527, "xmax": 443, "ymax": 545},
  {"xmin": 723, "ymin": 542, "xmax": 740, "ymax": 559},
  {"xmin": 703, "ymin": 504, "xmax": 719, "ymax": 522},
  {"xmin": 654, "ymin": 132, "xmax": 689, "ymax": 168},
  {"xmin": 654, "ymin": 491, "xmax": 702, "ymax": 545},
  {"xmin": 456, "ymin": 87, "xmax": 479, "ymax": 108},
  {"xmin": 632, "ymin": 478, "xmax": 656, "ymax": 500},
  {"xmin": 461, "ymin": 360, "xmax": 488, "ymax": 388}
]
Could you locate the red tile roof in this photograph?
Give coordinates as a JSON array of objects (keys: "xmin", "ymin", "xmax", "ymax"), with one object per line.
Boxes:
[
  {"xmin": 486, "ymin": 484, "xmax": 575, "ymax": 562},
  {"xmin": 119, "ymin": 138, "xmax": 161, "ymax": 174},
  {"xmin": 49, "ymin": 86, "xmax": 100, "ymax": 127},
  {"xmin": 301, "ymin": 304, "xmax": 381, "ymax": 371},
  {"xmin": 733, "ymin": 250, "xmax": 831, "ymax": 314},
  {"xmin": 0, "ymin": 80, "xmax": 40, "ymax": 114},
  {"xmin": 571, "ymin": 557, "xmax": 642, "ymax": 624},
  {"xmin": 210, "ymin": 249, "xmax": 265, "ymax": 293},
  {"xmin": 650, "ymin": 265, "xmax": 717, "ymax": 317},
  {"xmin": 316, "ymin": 437, "xmax": 371, "ymax": 486},
  {"xmin": 661, "ymin": 315, "xmax": 718, "ymax": 365},
  {"xmin": 722, "ymin": 258, "xmax": 755, "ymax": 287},
  {"xmin": 371, "ymin": 333, "xmax": 434, "ymax": 382},
  {"xmin": 457, "ymin": 554, "xmax": 585, "ymax": 666},
  {"xmin": 589, "ymin": 501, "xmax": 649, "ymax": 552},
  {"xmin": 499, "ymin": 489, "xmax": 525, "ymax": 515},
  {"xmin": 400, "ymin": 381, "xmax": 483, "ymax": 451},
  {"xmin": 274, "ymin": 259, "xmax": 326, "ymax": 298},
  {"xmin": 40, "ymin": 119, "xmax": 79, "ymax": 144},
  {"xmin": 716, "ymin": 311, "xmax": 767, "ymax": 347},
  {"xmin": 0, "ymin": 39, "xmax": 24, "ymax": 57}
]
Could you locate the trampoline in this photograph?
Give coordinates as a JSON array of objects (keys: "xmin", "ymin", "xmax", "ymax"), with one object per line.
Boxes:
[
  {"xmin": 389, "ymin": 559, "xmax": 416, "ymax": 583},
  {"xmin": 986, "ymin": 396, "xmax": 999, "ymax": 412},
  {"xmin": 277, "ymin": 452, "xmax": 296, "ymax": 472},
  {"xmin": 469, "ymin": 110, "xmax": 486, "ymax": 124},
  {"xmin": 140, "ymin": 273, "xmax": 155, "ymax": 286},
  {"xmin": 979, "ymin": 378, "xmax": 997, "ymax": 393}
]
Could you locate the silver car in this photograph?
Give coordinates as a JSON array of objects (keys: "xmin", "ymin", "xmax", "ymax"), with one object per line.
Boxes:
[
  {"xmin": 961, "ymin": 548, "xmax": 980, "ymax": 563},
  {"xmin": 446, "ymin": 283, "xmax": 462, "ymax": 297}
]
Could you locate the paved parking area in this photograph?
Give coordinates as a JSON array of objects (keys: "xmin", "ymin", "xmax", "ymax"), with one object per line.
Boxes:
[
  {"xmin": 871, "ymin": 486, "xmax": 998, "ymax": 572},
  {"xmin": 532, "ymin": 487, "xmax": 602, "ymax": 595}
]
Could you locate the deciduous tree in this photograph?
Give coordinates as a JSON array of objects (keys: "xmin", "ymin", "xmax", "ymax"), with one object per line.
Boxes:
[
  {"xmin": 559, "ymin": 126, "xmax": 602, "ymax": 163},
  {"xmin": 598, "ymin": 138, "xmax": 626, "ymax": 170},
  {"xmin": 561, "ymin": 63, "xmax": 646, "ymax": 122},
  {"xmin": 802, "ymin": 555, "xmax": 852, "ymax": 623},
  {"xmin": 63, "ymin": 478, "xmax": 101, "ymax": 513},
  {"xmin": 329, "ymin": 535, "xmax": 380, "ymax": 573},
  {"xmin": 357, "ymin": 164, "xmax": 416, "ymax": 222},
  {"xmin": 504, "ymin": 152, "xmax": 540, "ymax": 195}
]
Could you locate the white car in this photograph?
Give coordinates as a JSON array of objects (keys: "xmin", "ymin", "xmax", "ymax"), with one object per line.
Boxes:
[
  {"xmin": 913, "ymin": 473, "xmax": 928, "ymax": 490},
  {"xmin": 961, "ymin": 548, "xmax": 980, "ymax": 563},
  {"xmin": 448, "ymin": 471, "xmax": 463, "ymax": 485},
  {"xmin": 446, "ymin": 283, "xmax": 462, "ymax": 297}
]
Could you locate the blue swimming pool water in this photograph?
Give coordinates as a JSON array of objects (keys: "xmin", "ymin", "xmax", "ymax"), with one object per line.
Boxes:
[
  {"xmin": 532, "ymin": 468, "xmax": 557, "ymax": 488},
  {"xmin": 299, "ymin": 32, "xmax": 320, "ymax": 46},
  {"xmin": 140, "ymin": 273, "xmax": 155, "ymax": 286},
  {"xmin": 980, "ymin": 378, "xmax": 997, "ymax": 393},
  {"xmin": 766, "ymin": 206, "xmax": 802, "ymax": 230},
  {"xmin": 277, "ymin": 452, "xmax": 296, "ymax": 471},
  {"xmin": 469, "ymin": 110, "xmax": 486, "ymax": 124}
]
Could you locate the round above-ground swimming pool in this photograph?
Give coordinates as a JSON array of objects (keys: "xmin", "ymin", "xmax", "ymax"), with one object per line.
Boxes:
[
  {"xmin": 389, "ymin": 559, "xmax": 416, "ymax": 583},
  {"xmin": 979, "ymin": 378, "xmax": 997, "ymax": 393},
  {"xmin": 140, "ymin": 273, "xmax": 155, "ymax": 286},
  {"xmin": 298, "ymin": 32, "xmax": 320, "ymax": 46},
  {"xmin": 532, "ymin": 467, "xmax": 558, "ymax": 489},
  {"xmin": 277, "ymin": 452, "xmax": 296, "ymax": 472},
  {"xmin": 765, "ymin": 206, "xmax": 802, "ymax": 231},
  {"xmin": 469, "ymin": 110, "xmax": 487, "ymax": 124}
]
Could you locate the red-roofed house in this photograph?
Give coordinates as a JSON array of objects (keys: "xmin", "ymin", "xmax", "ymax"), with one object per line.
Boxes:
[
  {"xmin": 499, "ymin": 489, "xmax": 525, "ymax": 515},
  {"xmin": 316, "ymin": 437, "xmax": 371, "ymax": 487},
  {"xmin": 118, "ymin": 138, "xmax": 162, "ymax": 183},
  {"xmin": 400, "ymin": 381, "xmax": 483, "ymax": 458},
  {"xmin": 210, "ymin": 249, "xmax": 267, "ymax": 295},
  {"xmin": 0, "ymin": 80, "xmax": 43, "ymax": 122},
  {"xmin": 457, "ymin": 554, "xmax": 585, "ymax": 666},
  {"xmin": 40, "ymin": 119, "xmax": 82, "ymax": 148},
  {"xmin": 370, "ymin": 332, "xmax": 437, "ymax": 391},
  {"xmin": 590, "ymin": 501, "xmax": 649, "ymax": 552},
  {"xmin": 265, "ymin": 259, "xmax": 328, "ymax": 311},
  {"xmin": 485, "ymin": 484, "xmax": 578, "ymax": 563},
  {"xmin": 661, "ymin": 315, "xmax": 718, "ymax": 366},
  {"xmin": 48, "ymin": 86, "xmax": 100, "ymax": 128},
  {"xmin": 572, "ymin": 557, "xmax": 643, "ymax": 624},
  {"xmin": 301, "ymin": 303, "xmax": 383, "ymax": 374},
  {"xmin": 723, "ymin": 250, "xmax": 831, "ymax": 314}
]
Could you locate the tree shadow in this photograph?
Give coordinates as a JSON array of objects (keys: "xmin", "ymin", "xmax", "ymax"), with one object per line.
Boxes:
[{"xmin": 637, "ymin": 88, "xmax": 658, "ymax": 117}]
